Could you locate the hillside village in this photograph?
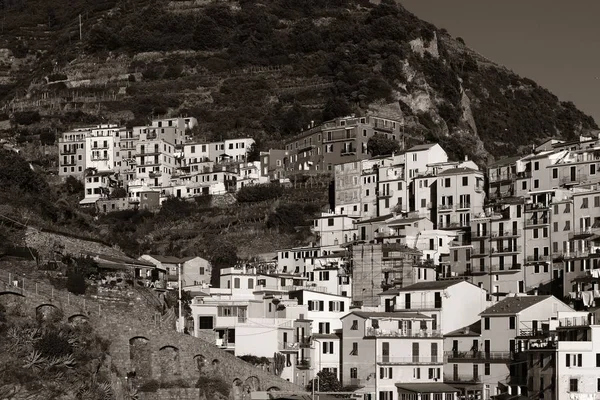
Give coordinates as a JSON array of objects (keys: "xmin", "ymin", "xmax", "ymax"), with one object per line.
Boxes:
[{"xmin": 32, "ymin": 112, "xmax": 600, "ymax": 400}]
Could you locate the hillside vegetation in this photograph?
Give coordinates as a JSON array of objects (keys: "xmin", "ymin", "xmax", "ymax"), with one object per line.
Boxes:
[{"xmin": 0, "ymin": 0, "xmax": 596, "ymax": 163}]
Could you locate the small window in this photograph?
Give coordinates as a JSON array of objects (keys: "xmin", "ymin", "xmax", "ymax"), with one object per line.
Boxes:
[
  {"xmin": 351, "ymin": 342, "xmax": 358, "ymax": 356},
  {"xmin": 509, "ymin": 316, "xmax": 515, "ymax": 329},
  {"xmin": 570, "ymin": 378, "xmax": 578, "ymax": 392},
  {"xmin": 462, "ymin": 176, "xmax": 468, "ymax": 186},
  {"xmin": 328, "ymin": 218, "xmax": 334, "ymax": 226},
  {"xmin": 351, "ymin": 320, "xmax": 358, "ymax": 330},
  {"xmin": 552, "ymin": 168, "xmax": 558, "ymax": 179},
  {"xmin": 484, "ymin": 317, "xmax": 490, "ymax": 330}
]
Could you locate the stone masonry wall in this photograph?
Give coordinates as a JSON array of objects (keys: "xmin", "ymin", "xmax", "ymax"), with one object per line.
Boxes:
[{"xmin": 0, "ymin": 270, "xmax": 303, "ymax": 396}]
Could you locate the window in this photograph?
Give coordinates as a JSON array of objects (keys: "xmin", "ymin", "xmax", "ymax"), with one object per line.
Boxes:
[
  {"xmin": 351, "ymin": 342, "xmax": 358, "ymax": 356},
  {"xmin": 351, "ymin": 320, "xmax": 358, "ymax": 330},
  {"xmin": 592, "ymin": 164, "xmax": 597, "ymax": 175},
  {"xmin": 198, "ymin": 316, "xmax": 214, "ymax": 329},
  {"xmin": 322, "ymin": 341, "xmax": 334, "ymax": 354},
  {"xmin": 595, "ymin": 196, "xmax": 600, "ymax": 208},
  {"xmin": 462, "ymin": 176, "xmax": 468, "ymax": 186},
  {"xmin": 350, "ymin": 368, "xmax": 357, "ymax": 378},
  {"xmin": 234, "ymin": 278, "xmax": 240, "ymax": 289},
  {"xmin": 484, "ymin": 363, "xmax": 490, "ymax": 375},
  {"xmin": 552, "ymin": 168, "xmax": 558, "ymax": 179},
  {"xmin": 509, "ymin": 316, "xmax": 515, "ymax": 329},
  {"xmin": 570, "ymin": 378, "xmax": 578, "ymax": 392},
  {"xmin": 522, "ymin": 181, "xmax": 527, "ymax": 190},
  {"xmin": 596, "ymin": 353, "xmax": 600, "ymax": 367},
  {"xmin": 379, "ymin": 367, "xmax": 393, "ymax": 379},
  {"xmin": 565, "ymin": 203, "xmax": 571, "ymax": 213},
  {"xmin": 247, "ymin": 279, "xmax": 254, "ymax": 289},
  {"xmin": 445, "ymin": 178, "xmax": 451, "ymax": 187},
  {"xmin": 533, "ymin": 229, "xmax": 539, "ymax": 239},
  {"xmin": 484, "ymin": 317, "xmax": 490, "ymax": 330},
  {"xmin": 582, "ymin": 198, "xmax": 589, "ymax": 209},
  {"xmin": 534, "ymin": 179, "xmax": 539, "ymax": 189},
  {"xmin": 421, "ymin": 199, "xmax": 426, "ymax": 208},
  {"xmin": 553, "ymin": 222, "xmax": 559, "ymax": 232},
  {"xmin": 534, "ymin": 161, "xmax": 539, "ymax": 170},
  {"xmin": 328, "ymin": 218, "xmax": 334, "ymax": 226}
]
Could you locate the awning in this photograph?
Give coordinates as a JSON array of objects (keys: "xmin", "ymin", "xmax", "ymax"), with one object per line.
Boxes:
[{"xmin": 79, "ymin": 197, "xmax": 99, "ymax": 205}]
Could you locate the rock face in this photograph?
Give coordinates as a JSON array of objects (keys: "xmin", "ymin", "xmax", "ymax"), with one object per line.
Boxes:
[{"xmin": 0, "ymin": 0, "xmax": 596, "ymax": 164}]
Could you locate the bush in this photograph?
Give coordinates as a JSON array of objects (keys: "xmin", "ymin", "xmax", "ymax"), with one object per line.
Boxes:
[
  {"xmin": 236, "ymin": 184, "xmax": 284, "ymax": 203},
  {"xmin": 138, "ymin": 380, "xmax": 160, "ymax": 393},
  {"xmin": 13, "ymin": 111, "xmax": 41, "ymax": 125},
  {"xmin": 367, "ymin": 134, "xmax": 401, "ymax": 156},
  {"xmin": 66, "ymin": 270, "xmax": 87, "ymax": 295}
]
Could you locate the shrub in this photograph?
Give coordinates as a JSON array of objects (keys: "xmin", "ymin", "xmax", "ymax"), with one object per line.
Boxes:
[
  {"xmin": 13, "ymin": 111, "xmax": 41, "ymax": 125},
  {"xmin": 236, "ymin": 184, "xmax": 284, "ymax": 203},
  {"xmin": 367, "ymin": 134, "xmax": 401, "ymax": 156},
  {"xmin": 66, "ymin": 270, "xmax": 87, "ymax": 295},
  {"xmin": 138, "ymin": 380, "xmax": 160, "ymax": 393}
]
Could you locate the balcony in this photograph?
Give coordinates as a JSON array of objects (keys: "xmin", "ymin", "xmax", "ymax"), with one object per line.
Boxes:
[
  {"xmin": 279, "ymin": 342, "xmax": 300, "ymax": 352},
  {"xmin": 340, "ymin": 149, "xmax": 357, "ymax": 156},
  {"xmin": 474, "ymin": 185, "xmax": 484, "ymax": 193},
  {"xmin": 443, "ymin": 374, "xmax": 481, "ymax": 384},
  {"xmin": 378, "ymin": 189, "xmax": 394, "ymax": 198},
  {"xmin": 149, "ymin": 171, "xmax": 162, "ymax": 178},
  {"xmin": 395, "ymin": 301, "xmax": 442, "ymax": 311},
  {"xmin": 559, "ymin": 316, "xmax": 592, "ymax": 328},
  {"xmin": 296, "ymin": 358, "xmax": 311, "ymax": 369},
  {"xmin": 489, "ymin": 264, "xmax": 522, "ymax": 273},
  {"xmin": 489, "ymin": 172, "xmax": 515, "ymax": 183},
  {"xmin": 365, "ymin": 327, "xmax": 442, "ymax": 338},
  {"xmin": 438, "ymin": 204, "xmax": 454, "ymax": 212},
  {"xmin": 560, "ymin": 175, "xmax": 589, "ymax": 186},
  {"xmin": 525, "ymin": 203, "xmax": 549, "ymax": 212},
  {"xmin": 525, "ymin": 255, "xmax": 551, "ymax": 263},
  {"xmin": 569, "ymin": 229, "xmax": 596, "ymax": 240},
  {"xmin": 91, "ymin": 144, "xmax": 110, "ymax": 150},
  {"xmin": 471, "ymin": 247, "xmax": 489, "ymax": 257},
  {"xmin": 377, "ymin": 356, "xmax": 442, "ymax": 365},
  {"xmin": 129, "ymin": 197, "xmax": 140, "ymax": 203},
  {"xmin": 563, "ymin": 250, "xmax": 592, "ymax": 260},
  {"xmin": 438, "ymin": 221, "xmax": 469, "ymax": 229},
  {"xmin": 524, "ymin": 340, "xmax": 557, "ymax": 350},
  {"xmin": 60, "ymin": 148, "xmax": 77, "ymax": 155},
  {"xmin": 525, "ymin": 218, "xmax": 549, "ymax": 227},
  {"xmin": 491, "ymin": 246, "xmax": 522, "ymax": 255},
  {"xmin": 299, "ymin": 338, "xmax": 312, "ymax": 348},
  {"xmin": 472, "ymin": 231, "xmax": 491, "ymax": 239},
  {"xmin": 516, "ymin": 171, "xmax": 532, "ymax": 179},
  {"xmin": 456, "ymin": 202, "xmax": 471, "ymax": 210},
  {"xmin": 564, "ymin": 395, "xmax": 600, "ymax": 400},
  {"xmin": 491, "ymin": 230, "xmax": 522, "ymax": 238},
  {"xmin": 346, "ymin": 378, "xmax": 364, "ymax": 388},
  {"xmin": 444, "ymin": 351, "xmax": 514, "ymax": 362}
]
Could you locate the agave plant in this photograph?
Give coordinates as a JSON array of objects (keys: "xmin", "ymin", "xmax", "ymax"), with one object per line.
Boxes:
[{"xmin": 23, "ymin": 350, "xmax": 46, "ymax": 370}]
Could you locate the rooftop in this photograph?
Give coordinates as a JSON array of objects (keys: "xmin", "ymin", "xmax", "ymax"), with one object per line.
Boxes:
[
  {"xmin": 407, "ymin": 143, "xmax": 436, "ymax": 152},
  {"xmin": 480, "ymin": 296, "xmax": 551, "ymax": 316},
  {"xmin": 356, "ymin": 214, "xmax": 394, "ymax": 225},
  {"xmin": 487, "ymin": 155, "xmax": 522, "ymax": 168},
  {"xmin": 444, "ymin": 320, "xmax": 481, "ymax": 337},
  {"xmin": 379, "ymin": 280, "xmax": 463, "ymax": 295},
  {"xmin": 437, "ymin": 167, "xmax": 481, "ymax": 177}
]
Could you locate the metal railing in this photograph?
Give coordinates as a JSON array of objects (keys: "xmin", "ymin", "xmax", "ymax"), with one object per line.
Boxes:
[
  {"xmin": 443, "ymin": 374, "xmax": 481, "ymax": 383},
  {"xmin": 279, "ymin": 342, "xmax": 300, "ymax": 351},
  {"xmin": 365, "ymin": 327, "xmax": 442, "ymax": 338},
  {"xmin": 525, "ymin": 218, "xmax": 549, "ymax": 227},
  {"xmin": 491, "ymin": 246, "xmax": 522, "ymax": 254},
  {"xmin": 444, "ymin": 351, "xmax": 513, "ymax": 361},
  {"xmin": 377, "ymin": 356, "xmax": 442, "ymax": 364},
  {"xmin": 395, "ymin": 301, "xmax": 442, "ymax": 310},
  {"xmin": 526, "ymin": 255, "xmax": 551, "ymax": 262},
  {"xmin": 559, "ymin": 316, "xmax": 591, "ymax": 327},
  {"xmin": 491, "ymin": 230, "xmax": 522, "ymax": 238}
]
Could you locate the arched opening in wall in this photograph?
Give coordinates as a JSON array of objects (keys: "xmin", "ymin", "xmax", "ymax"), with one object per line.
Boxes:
[
  {"xmin": 194, "ymin": 354, "xmax": 207, "ymax": 373},
  {"xmin": 266, "ymin": 387, "xmax": 281, "ymax": 393},
  {"xmin": 67, "ymin": 313, "xmax": 89, "ymax": 326},
  {"xmin": 232, "ymin": 378, "xmax": 243, "ymax": 400},
  {"xmin": 129, "ymin": 336, "xmax": 151, "ymax": 378},
  {"xmin": 35, "ymin": 303, "xmax": 62, "ymax": 323},
  {"xmin": 0, "ymin": 291, "xmax": 26, "ymax": 317},
  {"xmin": 211, "ymin": 358, "xmax": 220, "ymax": 372},
  {"xmin": 242, "ymin": 376, "xmax": 260, "ymax": 393},
  {"xmin": 158, "ymin": 345, "xmax": 181, "ymax": 381}
]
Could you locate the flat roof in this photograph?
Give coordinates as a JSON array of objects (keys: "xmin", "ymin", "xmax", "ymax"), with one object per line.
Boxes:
[{"xmin": 379, "ymin": 280, "xmax": 463, "ymax": 295}]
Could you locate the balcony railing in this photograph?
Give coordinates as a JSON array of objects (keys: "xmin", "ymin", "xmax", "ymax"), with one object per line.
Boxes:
[
  {"xmin": 491, "ymin": 246, "xmax": 522, "ymax": 255},
  {"xmin": 472, "ymin": 231, "xmax": 491, "ymax": 238},
  {"xmin": 341, "ymin": 149, "xmax": 357, "ymax": 156},
  {"xmin": 525, "ymin": 218, "xmax": 549, "ymax": 227},
  {"xmin": 395, "ymin": 301, "xmax": 442, "ymax": 310},
  {"xmin": 456, "ymin": 202, "xmax": 471, "ymax": 210},
  {"xmin": 296, "ymin": 358, "xmax": 311, "ymax": 369},
  {"xmin": 526, "ymin": 255, "xmax": 551, "ymax": 263},
  {"xmin": 560, "ymin": 175, "xmax": 589, "ymax": 185},
  {"xmin": 489, "ymin": 172, "xmax": 515, "ymax": 183},
  {"xmin": 474, "ymin": 185, "xmax": 484, "ymax": 193},
  {"xmin": 525, "ymin": 203, "xmax": 549, "ymax": 212},
  {"xmin": 378, "ymin": 189, "xmax": 394, "ymax": 198},
  {"xmin": 438, "ymin": 204, "xmax": 454, "ymax": 211},
  {"xmin": 377, "ymin": 356, "xmax": 442, "ymax": 365},
  {"xmin": 443, "ymin": 374, "xmax": 481, "ymax": 384},
  {"xmin": 559, "ymin": 316, "xmax": 591, "ymax": 328},
  {"xmin": 149, "ymin": 172, "xmax": 162, "ymax": 178},
  {"xmin": 563, "ymin": 250, "xmax": 592, "ymax": 259},
  {"xmin": 346, "ymin": 378, "xmax": 363, "ymax": 388},
  {"xmin": 516, "ymin": 171, "xmax": 532, "ymax": 179},
  {"xmin": 489, "ymin": 264, "xmax": 522, "ymax": 272},
  {"xmin": 299, "ymin": 338, "xmax": 312, "ymax": 348},
  {"xmin": 491, "ymin": 230, "xmax": 522, "ymax": 238},
  {"xmin": 444, "ymin": 351, "xmax": 514, "ymax": 362},
  {"xmin": 569, "ymin": 229, "xmax": 596, "ymax": 240},
  {"xmin": 279, "ymin": 342, "xmax": 300, "ymax": 351},
  {"xmin": 439, "ymin": 221, "xmax": 470, "ymax": 229},
  {"xmin": 366, "ymin": 327, "xmax": 442, "ymax": 338}
]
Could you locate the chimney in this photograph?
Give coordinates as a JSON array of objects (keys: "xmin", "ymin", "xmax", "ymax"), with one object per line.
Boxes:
[{"xmin": 464, "ymin": 155, "xmax": 468, "ymax": 161}]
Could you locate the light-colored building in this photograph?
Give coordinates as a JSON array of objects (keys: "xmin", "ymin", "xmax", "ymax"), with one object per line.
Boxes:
[
  {"xmin": 313, "ymin": 213, "xmax": 358, "ymax": 247},
  {"xmin": 139, "ymin": 255, "xmax": 212, "ymax": 289},
  {"xmin": 435, "ymin": 167, "xmax": 485, "ymax": 230},
  {"xmin": 58, "ymin": 127, "xmax": 90, "ymax": 178}
]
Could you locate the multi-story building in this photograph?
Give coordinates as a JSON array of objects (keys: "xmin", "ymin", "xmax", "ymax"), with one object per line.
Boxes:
[
  {"xmin": 260, "ymin": 149, "xmax": 289, "ymax": 180},
  {"xmin": 487, "ymin": 156, "xmax": 521, "ymax": 201},
  {"xmin": 85, "ymin": 124, "xmax": 121, "ymax": 173},
  {"xmin": 284, "ymin": 115, "xmax": 405, "ymax": 173},
  {"xmin": 475, "ymin": 295, "xmax": 572, "ymax": 398},
  {"xmin": 377, "ymin": 159, "xmax": 409, "ymax": 216},
  {"xmin": 58, "ymin": 127, "xmax": 91, "ymax": 178},
  {"xmin": 434, "ymin": 167, "xmax": 485, "ymax": 230},
  {"xmin": 380, "ymin": 280, "xmax": 488, "ymax": 336},
  {"xmin": 312, "ymin": 212, "xmax": 358, "ymax": 247},
  {"xmin": 341, "ymin": 311, "xmax": 459, "ymax": 400},
  {"xmin": 223, "ymin": 138, "xmax": 255, "ymax": 163}
]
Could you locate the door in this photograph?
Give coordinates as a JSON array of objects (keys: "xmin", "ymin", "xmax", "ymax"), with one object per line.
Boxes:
[
  {"xmin": 405, "ymin": 294, "xmax": 411, "ymax": 310},
  {"xmin": 385, "ymin": 298, "xmax": 393, "ymax": 312},
  {"xmin": 431, "ymin": 343, "xmax": 438, "ymax": 363},
  {"xmin": 361, "ymin": 227, "xmax": 366, "ymax": 240},
  {"xmin": 283, "ymin": 332, "xmax": 288, "ymax": 347},
  {"xmin": 452, "ymin": 340, "xmax": 458, "ymax": 356},
  {"xmin": 412, "ymin": 342, "xmax": 419, "ymax": 363},
  {"xmin": 434, "ymin": 292, "xmax": 442, "ymax": 308},
  {"xmin": 382, "ymin": 342, "xmax": 390, "ymax": 363},
  {"xmin": 571, "ymin": 166, "xmax": 576, "ymax": 182},
  {"xmin": 472, "ymin": 340, "xmax": 479, "ymax": 356}
]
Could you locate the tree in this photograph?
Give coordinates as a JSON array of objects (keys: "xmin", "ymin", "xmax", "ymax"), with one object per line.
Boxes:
[
  {"xmin": 63, "ymin": 176, "xmax": 84, "ymax": 195},
  {"xmin": 247, "ymin": 142, "xmax": 260, "ymax": 162},
  {"xmin": 66, "ymin": 270, "xmax": 86, "ymax": 295},
  {"xmin": 306, "ymin": 370, "xmax": 342, "ymax": 392},
  {"xmin": 206, "ymin": 241, "xmax": 238, "ymax": 288},
  {"xmin": 367, "ymin": 134, "xmax": 401, "ymax": 157}
]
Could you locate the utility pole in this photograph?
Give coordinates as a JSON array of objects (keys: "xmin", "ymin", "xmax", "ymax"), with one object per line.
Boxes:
[
  {"xmin": 79, "ymin": 14, "xmax": 82, "ymax": 41},
  {"xmin": 178, "ymin": 262, "xmax": 183, "ymax": 333}
]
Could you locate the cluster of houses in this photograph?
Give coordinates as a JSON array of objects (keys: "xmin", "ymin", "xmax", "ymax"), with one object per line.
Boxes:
[{"xmin": 59, "ymin": 114, "xmax": 600, "ymax": 400}]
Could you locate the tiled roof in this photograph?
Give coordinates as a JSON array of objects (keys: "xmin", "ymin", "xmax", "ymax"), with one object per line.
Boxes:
[
  {"xmin": 408, "ymin": 143, "xmax": 436, "ymax": 152},
  {"xmin": 480, "ymin": 296, "xmax": 551, "ymax": 316},
  {"xmin": 145, "ymin": 254, "xmax": 181, "ymax": 264},
  {"xmin": 444, "ymin": 320, "xmax": 481, "ymax": 337},
  {"xmin": 487, "ymin": 156, "xmax": 522, "ymax": 168},
  {"xmin": 379, "ymin": 280, "xmax": 463, "ymax": 295},
  {"xmin": 356, "ymin": 214, "xmax": 394, "ymax": 224}
]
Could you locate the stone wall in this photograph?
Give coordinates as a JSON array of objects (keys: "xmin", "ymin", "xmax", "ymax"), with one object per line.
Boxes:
[{"xmin": 0, "ymin": 270, "xmax": 303, "ymax": 396}]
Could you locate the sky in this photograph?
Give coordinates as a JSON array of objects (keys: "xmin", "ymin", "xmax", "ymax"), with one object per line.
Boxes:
[{"xmin": 400, "ymin": 0, "xmax": 600, "ymax": 124}]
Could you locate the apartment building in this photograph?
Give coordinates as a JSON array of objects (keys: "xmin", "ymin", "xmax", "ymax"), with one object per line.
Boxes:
[
  {"xmin": 139, "ymin": 255, "xmax": 211, "ymax": 288},
  {"xmin": 435, "ymin": 167, "xmax": 485, "ymax": 230},
  {"xmin": 224, "ymin": 138, "xmax": 255, "ymax": 162},
  {"xmin": 380, "ymin": 280, "xmax": 488, "ymax": 336},
  {"xmin": 288, "ymin": 289, "xmax": 350, "ymax": 335},
  {"xmin": 404, "ymin": 143, "xmax": 448, "ymax": 181},
  {"xmin": 284, "ymin": 115, "xmax": 405, "ymax": 173},
  {"xmin": 476, "ymin": 295, "xmax": 572, "ymax": 398},
  {"xmin": 312, "ymin": 212, "xmax": 358, "ymax": 247},
  {"xmin": 85, "ymin": 124, "xmax": 121, "ymax": 173},
  {"xmin": 351, "ymin": 243, "xmax": 426, "ymax": 307},
  {"xmin": 260, "ymin": 149, "xmax": 288, "ymax": 180},
  {"xmin": 487, "ymin": 156, "xmax": 521, "ymax": 201},
  {"xmin": 377, "ymin": 159, "xmax": 409, "ymax": 216},
  {"xmin": 58, "ymin": 127, "xmax": 90, "ymax": 178},
  {"xmin": 341, "ymin": 311, "xmax": 456, "ymax": 400}
]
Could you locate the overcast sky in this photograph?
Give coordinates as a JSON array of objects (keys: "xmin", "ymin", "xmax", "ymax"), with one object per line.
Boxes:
[{"xmin": 401, "ymin": 0, "xmax": 600, "ymax": 124}]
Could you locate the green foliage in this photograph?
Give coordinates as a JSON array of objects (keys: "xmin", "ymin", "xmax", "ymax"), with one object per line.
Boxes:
[
  {"xmin": 196, "ymin": 375, "xmax": 230, "ymax": 398},
  {"xmin": 239, "ymin": 354, "xmax": 270, "ymax": 366},
  {"xmin": 306, "ymin": 370, "xmax": 342, "ymax": 392},
  {"xmin": 66, "ymin": 270, "xmax": 87, "ymax": 295},
  {"xmin": 110, "ymin": 187, "xmax": 127, "ymax": 199},
  {"xmin": 236, "ymin": 184, "xmax": 284, "ymax": 203},
  {"xmin": 13, "ymin": 111, "xmax": 41, "ymax": 125},
  {"xmin": 367, "ymin": 134, "xmax": 401, "ymax": 156},
  {"xmin": 247, "ymin": 143, "xmax": 260, "ymax": 163},
  {"xmin": 206, "ymin": 240, "xmax": 238, "ymax": 288},
  {"xmin": 267, "ymin": 202, "xmax": 320, "ymax": 235}
]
